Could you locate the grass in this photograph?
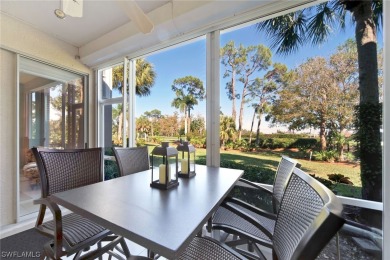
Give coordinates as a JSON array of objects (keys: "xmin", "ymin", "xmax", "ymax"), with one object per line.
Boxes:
[{"xmin": 145, "ymin": 143, "xmax": 362, "ymax": 198}]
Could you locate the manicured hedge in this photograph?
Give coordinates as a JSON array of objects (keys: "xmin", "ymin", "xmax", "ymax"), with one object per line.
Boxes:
[
  {"xmin": 248, "ymin": 137, "xmax": 318, "ymax": 149},
  {"xmin": 196, "ymin": 158, "xmax": 275, "ymax": 184}
]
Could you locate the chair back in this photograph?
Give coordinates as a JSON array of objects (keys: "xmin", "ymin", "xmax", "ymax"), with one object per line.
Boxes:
[
  {"xmin": 32, "ymin": 147, "xmax": 103, "ymax": 197},
  {"xmin": 113, "ymin": 146, "xmax": 150, "ymax": 176},
  {"xmin": 272, "ymin": 167, "xmax": 344, "ymax": 260},
  {"xmin": 271, "ymin": 156, "xmax": 299, "ymax": 213}
]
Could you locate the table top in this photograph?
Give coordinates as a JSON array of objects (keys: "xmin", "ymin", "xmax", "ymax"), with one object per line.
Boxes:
[{"xmin": 51, "ymin": 165, "xmax": 243, "ymax": 259}]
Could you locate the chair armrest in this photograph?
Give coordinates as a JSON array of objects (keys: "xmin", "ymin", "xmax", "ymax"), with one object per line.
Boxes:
[
  {"xmin": 236, "ymin": 178, "xmax": 273, "ymax": 195},
  {"xmin": 221, "ymin": 200, "xmax": 274, "ymax": 239},
  {"xmin": 226, "ymin": 197, "xmax": 277, "ymax": 221},
  {"xmin": 230, "ymin": 179, "xmax": 275, "ymax": 213},
  {"xmin": 34, "ymin": 198, "xmax": 64, "ymax": 258}
]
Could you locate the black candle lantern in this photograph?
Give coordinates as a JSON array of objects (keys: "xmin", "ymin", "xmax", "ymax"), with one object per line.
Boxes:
[
  {"xmin": 177, "ymin": 141, "xmax": 196, "ymax": 178},
  {"xmin": 150, "ymin": 142, "xmax": 179, "ymax": 190}
]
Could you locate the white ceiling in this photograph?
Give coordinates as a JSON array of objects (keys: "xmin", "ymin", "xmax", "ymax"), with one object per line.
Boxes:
[
  {"xmin": 0, "ymin": 0, "xmax": 170, "ymax": 47},
  {"xmin": 0, "ymin": 0, "xmax": 312, "ymax": 67}
]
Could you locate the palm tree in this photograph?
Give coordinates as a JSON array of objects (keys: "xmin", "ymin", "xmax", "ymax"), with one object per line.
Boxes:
[
  {"xmin": 113, "ymin": 58, "xmax": 156, "ymax": 96},
  {"xmin": 220, "ymin": 116, "xmax": 237, "ymax": 147},
  {"xmin": 135, "ymin": 58, "xmax": 157, "ymax": 96},
  {"xmin": 257, "ymin": 0, "xmax": 382, "ymax": 204},
  {"xmin": 171, "ymin": 76, "xmax": 205, "ymax": 135},
  {"xmin": 111, "ymin": 58, "xmax": 156, "ymax": 146}
]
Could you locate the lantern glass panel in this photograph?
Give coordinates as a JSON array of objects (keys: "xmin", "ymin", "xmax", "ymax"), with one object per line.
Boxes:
[
  {"xmin": 150, "ymin": 143, "xmax": 179, "ymax": 189},
  {"xmin": 177, "ymin": 142, "xmax": 196, "ymax": 178}
]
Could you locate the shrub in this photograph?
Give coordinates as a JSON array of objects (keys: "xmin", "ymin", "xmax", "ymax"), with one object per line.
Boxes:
[
  {"xmin": 136, "ymin": 139, "xmax": 146, "ymax": 147},
  {"xmin": 104, "ymin": 160, "xmax": 119, "ymax": 180},
  {"xmin": 291, "ymin": 138, "xmax": 318, "ymax": 150},
  {"xmin": 150, "ymin": 136, "xmax": 163, "ymax": 144},
  {"xmin": 310, "ymin": 174, "xmax": 334, "ymax": 190},
  {"xmin": 233, "ymin": 139, "xmax": 248, "ymax": 150},
  {"xmin": 344, "ymin": 152, "xmax": 356, "ymax": 162},
  {"xmin": 224, "ymin": 142, "xmax": 234, "ymax": 150},
  {"xmin": 328, "ymin": 173, "xmax": 354, "ymax": 185},
  {"xmin": 256, "ymin": 137, "xmax": 317, "ymax": 150},
  {"xmin": 189, "ymin": 136, "xmax": 206, "ymax": 148},
  {"xmin": 262, "ymin": 138, "xmax": 295, "ymax": 149},
  {"xmin": 312, "ymin": 150, "xmax": 338, "ymax": 162}
]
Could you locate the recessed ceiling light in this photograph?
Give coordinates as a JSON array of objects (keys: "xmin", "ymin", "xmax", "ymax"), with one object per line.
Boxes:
[{"xmin": 54, "ymin": 9, "xmax": 66, "ymax": 19}]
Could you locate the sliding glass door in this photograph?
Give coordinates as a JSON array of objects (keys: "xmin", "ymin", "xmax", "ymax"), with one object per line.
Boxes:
[{"xmin": 18, "ymin": 57, "xmax": 87, "ymax": 218}]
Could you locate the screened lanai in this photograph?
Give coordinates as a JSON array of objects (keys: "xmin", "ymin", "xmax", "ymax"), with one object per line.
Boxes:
[{"xmin": 0, "ymin": 0, "xmax": 389, "ymax": 259}]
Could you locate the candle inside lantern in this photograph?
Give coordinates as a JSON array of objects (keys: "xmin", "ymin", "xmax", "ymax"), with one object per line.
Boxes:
[
  {"xmin": 181, "ymin": 159, "xmax": 188, "ymax": 174},
  {"xmin": 159, "ymin": 164, "xmax": 170, "ymax": 184}
]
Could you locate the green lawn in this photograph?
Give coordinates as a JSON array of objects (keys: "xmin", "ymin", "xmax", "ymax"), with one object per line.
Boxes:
[
  {"xmin": 146, "ymin": 143, "xmax": 362, "ymax": 198},
  {"xmin": 197, "ymin": 147, "xmax": 361, "ymax": 198}
]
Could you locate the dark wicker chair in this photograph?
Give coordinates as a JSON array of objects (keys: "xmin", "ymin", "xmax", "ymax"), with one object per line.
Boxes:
[
  {"xmin": 219, "ymin": 167, "xmax": 345, "ymax": 259},
  {"xmin": 32, "ymin": 147, "xmax": 132, "ymax": 260},
  {"xmin": 210, "ymin": 156, "xmax": 299, "ymax": 243},
  {"xmin": 113, "ymin": 146, "xmax": 150, "ymax": 176}
]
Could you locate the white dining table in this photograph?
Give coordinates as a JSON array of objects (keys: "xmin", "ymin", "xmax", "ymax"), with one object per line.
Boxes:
[{"xmin": 50, "ymin": 164, "xmax": 243, "ymax": 259}]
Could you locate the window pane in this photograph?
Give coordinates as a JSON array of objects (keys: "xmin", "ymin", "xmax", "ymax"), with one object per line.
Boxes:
[
  {"xmin": 102, "ymin": 103, "xmax": 124, "ymax": 148},
  {"xmin": 102, "ymin": 103, "xmax": 123, "ymax": 180},
  {"xmin": 101, "ymin": 64, "xmax": 123, "ymax": 99},
  {"xmin": 135, "ymin": 38, "xmax": 206, "ymax": 163}
]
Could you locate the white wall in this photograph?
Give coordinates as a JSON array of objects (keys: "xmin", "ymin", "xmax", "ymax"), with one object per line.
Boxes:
[
  {"xmin": 0, "ymin": 14, "xmax": 94, "ymax": 227},
  {"xmin": 0, "ymin": 49, "xmax": 17, "ymax": 226}
]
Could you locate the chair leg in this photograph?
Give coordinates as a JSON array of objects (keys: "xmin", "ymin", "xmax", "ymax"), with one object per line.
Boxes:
[
  {"xmin": 336, "ymin": 232, "xmax": 341, "ymax": 260},
  {"xmin": 212, "ymin": 230, "xmax": 221, "ymax": 241},
  {"xmin": 147, "ymin": 249, "xmax": 155, "ymax": 258},
  {"xmin": 206, "ymin": 217, "xmax": 212, "ymax": 233},
  {"xmin": 43, "ymin": 241, "xmax": 62, "ymax": 260},
  {"xmin": 248, "ymin": 241, "xmax": 254, "ymax": 252},
  {"xmin": 220, "ymin": 232, "xmax": 229, "ymax": 242},
  {"xmin": 100, "ymin": 242, "xmax": 104, "ymax": 260},
  {"xmin": 119, "ymin": 237, "xmax": 131, "ymax": 258},
  {"xmin": 73, "ymin": 250, "xmax": 83, "ymax": 259},
  {"xmin": 39, "ymin": 249, "xmax": 47, "ymax": 260}
]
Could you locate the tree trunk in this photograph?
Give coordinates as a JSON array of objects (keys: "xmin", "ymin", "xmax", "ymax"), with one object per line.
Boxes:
[
  {"xmin": 255, "ymin": 111, "xmax": 263, "ymax": 146},
  {"xmin": 238, "ymin": 87, "xmax": 247, "ymax": 140},
  {"xmin": 249, "ymin": 107, "xmax": 257, "ymax": 144},
  {"xmin": 351, "ymin": 1, "xmax": 382, "ymax": 204},
  {"xmin": 338, "ymin": 142, "xmax": 344, "ymax": 162},
  {"xmin": 319, "ymin": 120, "xmax": 327, "ymax": 151},
  {"xmin": 184, "ymin": 114, "xmax": 187, "ymax": 135},
  {"xmin": 231, "ymin": 70, "xmax": 237, "ymax": 123},
  {"xmin": 187, "ymin": 107, "xmax": 191, "ymax": 134}
]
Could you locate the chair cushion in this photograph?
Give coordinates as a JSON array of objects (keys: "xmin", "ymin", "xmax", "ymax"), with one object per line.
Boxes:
[{"xmin": 42, "ymin": 213, "xmax": 107, "ymax": 247}]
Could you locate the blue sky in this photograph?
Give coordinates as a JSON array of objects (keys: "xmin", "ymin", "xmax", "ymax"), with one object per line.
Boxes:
[{"xmin": 136, "ymin": 16, "xmax": 383, "ymax": 133}]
